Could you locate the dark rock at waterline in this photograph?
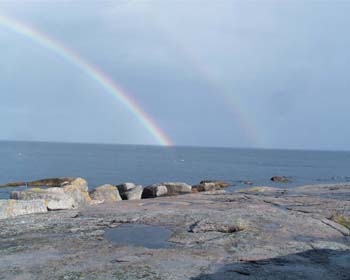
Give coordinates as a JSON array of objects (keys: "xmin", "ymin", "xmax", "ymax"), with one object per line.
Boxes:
[
  {"xmin": 143, "ymin": 182, "xmax": 191, "ymax": 198},
  {"xmin": 28, "ymin": 178, "xmax": 76, "ymax": 187},
  {"xmin": 0, "ymin": 177, "xmax": 76, "ymax": 188},
  {"xmin": 199, "ymin": 180, "xmax": 231, "ymax": 188},
  {"xmin": 270, "ymin": 176, "xmax": 292, "ymax": 183},
  {"xmin": 192, "ymin": 180, "xmax": 231, "ymax": 192},
  {"xmin": 0, "ymin": 181, "xmax": 27, "ymax": 188}
]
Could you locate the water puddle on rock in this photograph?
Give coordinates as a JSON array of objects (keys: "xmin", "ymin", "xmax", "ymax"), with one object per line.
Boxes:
[{"xmin": 105, "ymin": 224, "xmax": 174, "ymax": 249}]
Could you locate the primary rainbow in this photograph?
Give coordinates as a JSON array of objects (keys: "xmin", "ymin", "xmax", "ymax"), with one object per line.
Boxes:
[{"xmin": 0, "ymin": 14, "xmax": 173, "ymax": 146}]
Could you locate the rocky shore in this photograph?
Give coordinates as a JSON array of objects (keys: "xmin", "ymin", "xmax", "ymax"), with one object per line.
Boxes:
[{"xmin": 0, "ymin": 179, "xmax": 349, "ymax": 279}]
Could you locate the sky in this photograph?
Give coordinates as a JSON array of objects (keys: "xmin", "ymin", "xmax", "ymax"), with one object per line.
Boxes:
[{"xmin": 0, "ymin": 0, "xmax": 349, "ymax": 150}]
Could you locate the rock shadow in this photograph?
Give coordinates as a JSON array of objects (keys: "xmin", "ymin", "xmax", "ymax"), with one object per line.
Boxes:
[{"xmin": 191, "ymin": 249, "xmax": 350, "ymax": 280}]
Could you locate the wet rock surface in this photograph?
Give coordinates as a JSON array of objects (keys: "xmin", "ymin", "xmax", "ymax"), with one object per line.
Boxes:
[
  {"xmin": 105, "ymin": 224, "xmax": 173, "ymax": 249},
  {"xmin": 0, "ymin": 183, "xmax": 349, "ymax": 279}
]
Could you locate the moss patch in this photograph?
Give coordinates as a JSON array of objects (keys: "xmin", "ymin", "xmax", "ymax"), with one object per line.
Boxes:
[{"xmin": 331, "ymin": 214, "xmax": 350, "ymax": 229}]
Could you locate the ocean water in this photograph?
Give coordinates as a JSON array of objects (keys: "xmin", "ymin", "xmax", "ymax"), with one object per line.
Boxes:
[{"xmin": 1, "ymin": 141, "xmax": 350, "ymax": 199}]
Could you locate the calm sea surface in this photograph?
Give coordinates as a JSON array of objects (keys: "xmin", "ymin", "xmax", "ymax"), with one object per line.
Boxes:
[{"xmin": 1, "ymin": 141, "xmax": 350, "ymax": 199}]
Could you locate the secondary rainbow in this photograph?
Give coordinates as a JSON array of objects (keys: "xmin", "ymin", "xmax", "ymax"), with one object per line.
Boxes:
[{"xmin": 0, "ymin": 14, "xmax": 173, "ymax": 146}]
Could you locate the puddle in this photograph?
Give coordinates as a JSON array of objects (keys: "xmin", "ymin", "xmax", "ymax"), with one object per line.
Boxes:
[{"xmin": 105, "ymin": 224, "xmax": 174, "ymax": 249}]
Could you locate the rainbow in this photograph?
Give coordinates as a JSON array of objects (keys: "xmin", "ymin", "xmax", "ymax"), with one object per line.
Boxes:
[
  {"xmin": 172, "ymin": 45, "xmax": 262, "ymax": 146},
  {"xmin": 0, "ymin": 14, "xmax": 173, "ymax": 146},
  {"xmin": 152, "ymin": 21, "xmax": 263, "ymax": 147}
]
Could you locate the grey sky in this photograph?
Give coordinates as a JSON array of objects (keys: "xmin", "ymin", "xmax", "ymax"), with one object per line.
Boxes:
[{"xmin": 0, "ymin": 0, "xmax": 349, "ymax": 150}]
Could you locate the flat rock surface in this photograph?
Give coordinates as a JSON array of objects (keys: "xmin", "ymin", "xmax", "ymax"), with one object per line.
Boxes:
[{"xmin": 0, "ymin": 183, "xmax": 349, "ymax": 279}]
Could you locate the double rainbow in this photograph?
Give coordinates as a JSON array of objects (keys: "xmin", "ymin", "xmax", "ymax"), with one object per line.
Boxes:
[{"xmin": 0, "ymin": 14, "xmax": 173, "ymax": 146}]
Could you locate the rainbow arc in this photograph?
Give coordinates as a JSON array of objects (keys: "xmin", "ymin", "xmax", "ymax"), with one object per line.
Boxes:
[{"xmin": 0, "ymin": 14, "xmax": 173, "ymax": 146}]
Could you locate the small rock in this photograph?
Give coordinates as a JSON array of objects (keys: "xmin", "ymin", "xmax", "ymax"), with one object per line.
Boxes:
[
  {"xmin": 89, "ymin": 184, "xmax": 122, "ymax": 202},
  {"xmin": 0, "ymin": 199, "xmax": 47, "ymax": 219},
  {"xmin": 239, "ymin": 180, "xmax": 254, "ymax": 185},
  {"xmin": 271, "ymin": 176, "xmax": 292, "ymax": 183},
  {"xmin": 125, "ymin": 185, "xmax": 143, "ymax": 200}
]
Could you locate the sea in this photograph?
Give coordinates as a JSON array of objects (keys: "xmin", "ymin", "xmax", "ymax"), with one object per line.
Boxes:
[{"xmin": 1, "ymin": 140, "xmax": 350, "ymax": 199}]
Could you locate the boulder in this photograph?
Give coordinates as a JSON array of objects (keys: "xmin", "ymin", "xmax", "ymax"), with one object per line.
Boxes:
[
  {"xmin": 124, "ymin": 185, "xmax": 143, "ymax": 200},
  {"xmin": 271, "ymin": 176, "xmax": 291, "ymax": 183},
  {"xmin": 160, "ymin": 182, "xmax": 192, "ymax": 195},
  {"xmin": 0, "ymin": 199, "xmax": 47, "ymax": 219},
  {"xmin": 193, "ymin": 180, "xmax": 231, "ymax": 192},
  {"xmin": 62, "ymin": 178, "xmax": 91, "ymax": 208},
  {"xmin": 89, "ymin": 184, "xmax": 122, "ymax": 202},
  {"xmin": 116, "ymin": 183, "xmax": 136, "ymax": 199},
  {"xmin": 142, "ymin": 185, "xmax": 168, "ymax": 199},
  {"xmin": 10, "ymin": 188, "xmax": 75, "ymax": 210}
]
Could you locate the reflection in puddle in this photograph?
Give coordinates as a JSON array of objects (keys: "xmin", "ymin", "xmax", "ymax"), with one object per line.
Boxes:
[{"xmin": 105, "ymin": 224, "xmax": 174, "ymax": 249}]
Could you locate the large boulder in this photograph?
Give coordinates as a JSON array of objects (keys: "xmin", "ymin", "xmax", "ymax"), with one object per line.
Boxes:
[
  {"xmin": 116, "ymin": 183, "xmax": 136, "ymax": 199},
  {"xmin": 124, "ymin": 185, "xmax": 143, "ymax": 200},
  {"xmin": 89, "ymin": 184, "xmax": 122, "ymax": 202},
  {"xmin": 192, "ymin": 180, "xmax": 231, "ymax": 192},
  {"xmin": 62, "ymin": 178, "xmax": 91, "ymax": 208},
  {"xmin": 160, "ymin": 182, "xmax": 192, "ymax": 195},
  {"xmin": 10, "ymin": 188, "xmax": 75, "ymax": 210},
  {"xmin": 142, "ymin": 185, "xmax": 168, "ymax": 199},
  {"xmin": 0, "ymin": 199, "xmax": 47, "ymax": 219}
]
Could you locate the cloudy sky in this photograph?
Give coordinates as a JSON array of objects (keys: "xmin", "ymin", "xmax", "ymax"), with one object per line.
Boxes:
[{"xmin": 0, "ymin": 0, "xmax": 349, "ymax": 150}]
